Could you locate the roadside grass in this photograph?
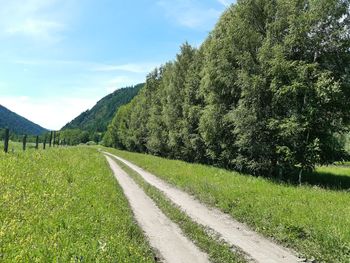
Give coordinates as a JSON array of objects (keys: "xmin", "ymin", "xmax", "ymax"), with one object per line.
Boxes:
[
  {"xmin": 103, "ymin": 148, "xmax": 350, "ymax": 262},
  {"xmin": 0, "ymin": 147, "xmax": 155, "ymax": 262},
  {"xmin": 112, "ymin": 157, "xmax": 246, "ymax": 263}
]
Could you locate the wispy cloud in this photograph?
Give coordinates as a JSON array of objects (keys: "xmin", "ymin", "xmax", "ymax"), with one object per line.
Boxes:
[
  {"xmin": 0, "ymin": 0, "xmax": 73, "ymax": 43},
  {"xmin": 93, "ymin": 62, "xmax": 159, "ymax": 74},
  {"xmin": 13, "ymin": 59, "xmax": 159, "ymax": 74},
  {"xmin": 5, "ymin": 19, "xmax": 65, "ymax": 42},
  {"xmin": 157, "ymin": 0, "xmax": 222, "ymax": 30}
]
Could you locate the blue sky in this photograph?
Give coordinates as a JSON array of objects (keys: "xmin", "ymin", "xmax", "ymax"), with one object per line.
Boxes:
[{"xmin": 0, "ymin": 0, "xmax": 234, "ymax": 130}]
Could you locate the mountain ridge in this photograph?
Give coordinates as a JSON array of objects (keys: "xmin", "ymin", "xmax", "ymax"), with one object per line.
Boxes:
[
  {"xmin": 62, "ymin": 83, "xmax": 144, "ymax": 134},
  {"xmin": 0, "ymin": 104, "xmax": 48, "ymax": 135}
]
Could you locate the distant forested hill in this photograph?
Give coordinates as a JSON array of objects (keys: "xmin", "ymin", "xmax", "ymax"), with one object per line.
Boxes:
[
  {"xmin": 0, "ymin": 105, "xmax": 47, "ymax": 135},
  {"xmin": 62, "ymin": 84, "xmax": 143, "ymax": 133}
]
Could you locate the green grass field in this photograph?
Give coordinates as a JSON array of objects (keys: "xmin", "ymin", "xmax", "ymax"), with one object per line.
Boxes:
[
  {"xmin": 0, "ymin": 140, "xmax": 39, "ymax": 152},
  {"xmin": 0, "ymin": 147, "xmax": 155, "ymax": 262},
  {"xmin": 103, "ymin": 148, "xmax": 350, "ymax": 262},
  {"xmin": 2, "ymin": 143, "xmax": 349, "ymax": 262}
]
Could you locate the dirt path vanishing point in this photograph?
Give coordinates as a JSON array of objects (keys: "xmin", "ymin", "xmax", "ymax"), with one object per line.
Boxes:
[
  {"xmin": 105, "ymin": 155, "xmax": 209, "ymax": 263},
  {"xmin": 104, "ymin": 152, "xmax": 301, "ymax": 263}
]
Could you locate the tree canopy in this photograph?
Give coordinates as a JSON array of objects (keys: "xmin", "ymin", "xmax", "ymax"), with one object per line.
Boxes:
[{"xmin": 105, "ymin": 0, "xmax": 350, "ymax": 177}]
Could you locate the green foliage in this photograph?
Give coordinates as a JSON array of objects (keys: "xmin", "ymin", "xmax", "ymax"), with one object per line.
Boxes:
[
  {"xmin": 63, "ymin": 84, "xmax": 143, "ymax": 136},
  {"xmin": 0, "ymin": 105, "xmax": 47, "ymax": 135},
  {"xmin": 104, "ymin": 148, "xmax": 350, "ymax": 262},
  {"xmin": 106, "ymin": 0, "xmax": 350, "ymax": 176},
  {"xmin": 59, "ymin": 129, "xmax": 90, "ymax": 145},
  {"xmin": 0, "ymin": 147, "xmax": 154, "ymax": 262}
]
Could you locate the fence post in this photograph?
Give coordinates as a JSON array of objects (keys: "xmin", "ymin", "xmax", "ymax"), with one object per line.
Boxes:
[
  {"xmin": 49, "ymin": 131, "xmax": 53, "ymax": 147},
  {"xmin": 57, "ymin": 133, "xmax": 60, "ymax": 147},
  {"xmin": 4, "ymin": 128, "xmax": 9, "ymax": 153},
  {"xmin": 35, "ymin": 136, "xmax": 39, "ymax": 149},
  {"xmin": 53, "ymin": 131, "xmax": 56, "ymax": 147},
  {"xmin": 23, "ymin": 135, "xmax": 27, "ymax": 151},
  {"xmin": 43, "ymin": 137, "xmax": 46, "ymax": 150}
]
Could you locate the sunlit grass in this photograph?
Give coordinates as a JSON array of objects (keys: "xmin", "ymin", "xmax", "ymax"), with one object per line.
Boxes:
[
  {"xmin": 0, "ymin": 141, "xmax": 39, "ymax": 152},
  {"xmin": 0, "ymin": 147, "xmax": 155, "ymax": 262},
  {"xmin": 316, "ymin": 165, "xmax": 350, "ymax": 177}
]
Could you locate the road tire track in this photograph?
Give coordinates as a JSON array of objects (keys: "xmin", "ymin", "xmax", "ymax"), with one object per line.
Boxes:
[
  {"xmin": 104, "ymin": 152, "xmax": 301, "ymax": 263},
  {"xmin": 105, "ymin": 155, "xmax": 210, "ymax": 263}
]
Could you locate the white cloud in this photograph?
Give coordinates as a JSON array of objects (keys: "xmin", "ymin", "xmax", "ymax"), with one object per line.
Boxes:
[
  {"xmin": 0, "ymin": 96, "xmax": 96, "ymax": 130},
  {"xmin": 93, "ymin": 62, "xmax": 159, "ymax": 74},
  {"xmin": 13, "ymin": 59, "xmax": 159, "ymax": 74},
  {"xmin": 0, "ymin": 0, "xmax": 73, "ymax": 43},
  {"xmin": 157, "ymin": 0, "xmax": 222, "ymax": 30},
  {"xmin": 5, "ymin": 19, "xmax": 65, "ymax": 42}
]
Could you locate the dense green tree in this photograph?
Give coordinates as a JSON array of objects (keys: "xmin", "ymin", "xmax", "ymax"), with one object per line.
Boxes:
[
  {"xmin": 105, "ymin": 103, "xmax": 132, "ymax": 149},
  {"xmin": 105, "ymin": 0, "xmax": 350, "ymax": 178},
  {"xmin": 231, "ymin": 0, "xmax": 350, "ymax": 176},
  {"xmin": 145, "ymin": 67, "xmax": 169, "ymax": 156},
  {"xmin": 162, "ymin": 43, "xmax": 198, "ymax": 159},
  {"xmin": 198, "ymin": 8, "xmax": 242, "ymax": 166},
  {"xmin": 181, "ymin": 48, "xmax": 206, "ymax": 162},
  {"xmin": 59, "ymin": 129, "xmax": 91, "ymax": 145}
]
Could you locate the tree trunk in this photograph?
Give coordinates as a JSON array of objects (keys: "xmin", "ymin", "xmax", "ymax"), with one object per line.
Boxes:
[{"xmin": 298, "ymin": 169, "xmax": 303, "ymax": 186}]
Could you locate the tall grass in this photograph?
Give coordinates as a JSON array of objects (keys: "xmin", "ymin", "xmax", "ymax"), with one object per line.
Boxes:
[
  {"xmin": 0, "ymin": 147, "xmax": 154, "ymax": 262},
  {"xmin": 0, "ymin": 141, "xmax": 38, "ymax": 152}
]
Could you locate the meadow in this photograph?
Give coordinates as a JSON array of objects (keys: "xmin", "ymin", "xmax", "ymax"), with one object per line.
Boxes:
[
  {"xmin": 104, "ymin": 148, "xmax": 350, "ymax": 262},
  {"xmin": 0, "ymin": 140, "xmax": 37, "ymax": 152},
  {"xmin": 0, "ymin": 147, "xmax": 155, "ymax": 262}
]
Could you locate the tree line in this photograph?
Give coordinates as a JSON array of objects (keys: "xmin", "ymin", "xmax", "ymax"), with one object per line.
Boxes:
[
  {"xmin": 0, "ymin": 128, "xmax": 93, "ymax": 147},
  {"xmin": 104, "ymin": 0, "xmax": 350, "ymax": 179}
]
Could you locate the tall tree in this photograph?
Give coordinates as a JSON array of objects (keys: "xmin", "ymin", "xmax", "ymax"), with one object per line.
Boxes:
[{"xmin": 105, "ymin": 0, "xmax": 350, "ymax": 178}]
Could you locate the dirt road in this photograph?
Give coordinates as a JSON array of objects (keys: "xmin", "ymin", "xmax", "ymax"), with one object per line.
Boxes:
[
  {"xmin": 105, "ymin": 155, "xmax": 209, "ymax": 263},
  {"xmin": 104, "ymin": 152, "xmax": 300, "ymax": 263}
]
